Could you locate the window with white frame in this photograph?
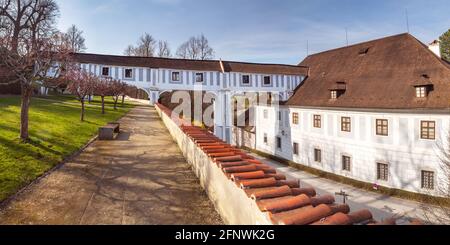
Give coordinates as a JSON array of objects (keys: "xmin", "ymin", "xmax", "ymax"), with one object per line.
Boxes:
[
  {"xmin": 314, "ymin": 148, "xmax": 322, "ymax": 163},
  {"xmin": 263, "ymin": 133, "xmax": 268, "ymax": 144},
  {"xmin": 376, "ymin": 119, "xmax": 389, "ymax": 136},
  {"xmin": 377, "ymin": 162, "xmax": 389, "ymax": 181},
  {"xmin": 172, "ymin": 72, "xmax": 180, "ymax": 81},
  {"xmin": 341, "ymin": 117, "xmax": 351, "ymax": 132},
  {"xmin": 242, "ymin": 75, "xmax": 250, "ymax": 84},
  {"xmin": 264, "ymin": 76, "xmax": 271, "ymax": 85},
  {"xmin": 124, "ymin": 68, "xmax": 133, "ymax": 79},
  {"xmin": 421, "ymin": 121, "xmax": 436, "ymax": 140},
  {"xmin": 331, "ymin": 90, "xmax": 338, "ymax": 99},
  {"xmin": 293, "ymin": 142, "xmax": 299, "ymax": 155},
  {"xmin": 313, "ymin": 115, "xmax": 322, "ymax": 128},
  {"xmin": 342, "ymin": 155, "xmax": 351, "ymax": 171},
  {"xmin": 263, "ymin": 109, "xmax": 268, "ymax": 119},
  {"xmin": 195, "ymin": 73, "xmax": 204, "ymax": 83},
  {"xmin": 416, "ymin": 86, "xmax": 427, "ymax": 98},
  {"xmin": 276, "ymin": 137, "xmax": 282, "ymax": 150},
  {"xmin": 292, "ymin": 113, "xmax": 299, "ymax": 125},
  {"xmin": 102, "ymin": 67, "xmax": 110, "ymax": 77},
  {"xmin": 421, "ymin": 170, "xmax": 434, "ymax": 190}
]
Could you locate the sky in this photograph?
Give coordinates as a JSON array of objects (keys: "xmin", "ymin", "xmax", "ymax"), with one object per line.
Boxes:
[{"xmin": 56, "ymin": 0, "xmax": 450, "ymax": 64}]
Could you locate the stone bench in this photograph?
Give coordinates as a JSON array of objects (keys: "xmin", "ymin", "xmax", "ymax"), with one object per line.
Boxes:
[{"xmin": 99, "ymin": 122, "xmax": 120, "ymax": 140}]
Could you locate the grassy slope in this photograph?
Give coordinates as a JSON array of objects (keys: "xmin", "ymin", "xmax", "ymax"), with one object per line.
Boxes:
[{"xmin": 0, "ymin": 95, "xmax": 135, "ymax": 202}]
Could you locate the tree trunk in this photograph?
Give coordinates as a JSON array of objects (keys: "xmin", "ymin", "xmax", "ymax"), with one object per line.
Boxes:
[
  {"xmin": 101, "ymin": 96, "xmax": 105, "ymax": 114},
  {"xmin": 20, "ymin": 85, "xmax": 32, "ymax": 142},
  {"xmin": 81, "ymin": 100, "xmax": 85, "ymax": 121},
  {"xmin": 122, "ymin": 95, "xmax": 125, "ymax": 105},
  {"xmin": 113, "ymin": 96, "xmax": 118, "ymax": 110}
]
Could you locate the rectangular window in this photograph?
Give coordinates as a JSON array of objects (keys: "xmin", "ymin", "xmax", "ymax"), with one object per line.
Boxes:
[
  {"xmin": 263, "ymin": 133, "xmax": 268, "ymax": 144},
  {"xmin": 376, "ymin": 119, "xmax": 389, "ymax": 136},
  {"xmin": 278, "ymin": 111, "xmax": 282, "ymax": 121},
  {"xmin": 331, "ymin": 90, "xmax": 338, "ymax": 99},
  {"xmin": 313, "ymin": 115, "xmax": 322, "ymax": 128},
  {"xmin": 263, "ymin": 110, "xmax": 268, "ymax": 119},
  {"xmin": 421, "ymin": 171, "xmax": 435, "ymax": 190},
  {"xmin": 276, "ymin": 137, "xmax": 282, "ymax": 150},
  {"xmin": 242, "ymin": 75, "xmax": 250, "ymax": 84},
  {"xmin": 341, "ymin": 117, "xmax": 351, "ymax": 132},
  {"xmin": 342, "ymin": 155, "xmax": 351, "ymax": 171},
  {"xmin": 421, "ymin": 121, "xmax": 436, "ymax": 140},
  {"xmin": 416, "ymin": 86, "xmax": 427, "ymax": 98},
  {"xmin": 102, "ymin": 67, "xmax": 110, "ymax": 77},
  {"xmin": 314, "ymin": 148, "xmax": 322, "ymax": 163},
  {"xmin": 195, "ymin": 73, "xmax": 204, "ymax": 83},
  {"xmin": 124, "ymin": 68, "xmax": 133, "ymax": 79},
  {"xmin": 172, "ymin": 72, "xmax": 180, "ymax": 81},
  {"xmin": 264, "ymin": 76, "xmax": 271, "ymax": 85},
  {"xmin": 377, "ymin": 163, "xmax": 389, "ymax": 181},
  {"xmin": 292, "ymin": 113, "xmax": 299, "ymax": 125},
  {"xmin": 293, "ymin": 142, "xmax": 299, "ymax": 155}
]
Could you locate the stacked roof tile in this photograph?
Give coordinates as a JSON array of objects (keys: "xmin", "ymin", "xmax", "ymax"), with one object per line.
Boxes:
[{"xmin": 157, "ymin": 103, "xmax": 422, "ymax": 225}]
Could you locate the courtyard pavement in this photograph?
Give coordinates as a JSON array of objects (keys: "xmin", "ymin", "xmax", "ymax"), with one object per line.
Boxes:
[
  {"xmin": 247, "ymin": 152, "xmax": 443, "ymax": 224},
  {"xmin": 0, "ymin": 106, "xmax": 222, "ymax": 225}
]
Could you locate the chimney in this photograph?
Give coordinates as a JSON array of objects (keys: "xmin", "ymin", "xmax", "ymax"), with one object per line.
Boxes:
[{"xmin": 428, "ymin": 40, "xmax": 441, "ymax": 58}]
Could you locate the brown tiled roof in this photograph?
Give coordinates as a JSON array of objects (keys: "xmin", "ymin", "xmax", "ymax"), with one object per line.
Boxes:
[
  {"xmin": 286, "ymin": 33, "xmax": 450, "ymax": 110},
  {"xmin": 71, "ymin": 53, "xmax": 308, "ymax": 76},
  {"xmin": 157, "ymin": 103, "xmax": 421, "ymax": 225}
]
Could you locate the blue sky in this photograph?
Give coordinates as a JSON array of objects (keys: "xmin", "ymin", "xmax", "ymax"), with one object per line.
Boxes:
[{"xmin": 56, "ymin": 0, "xmax": 450, "ymax": 64}]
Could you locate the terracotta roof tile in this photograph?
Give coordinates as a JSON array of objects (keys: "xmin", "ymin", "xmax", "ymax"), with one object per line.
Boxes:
[{"xmin": 257, "ymin": 194, "xmax": 311, "ymax": 213}]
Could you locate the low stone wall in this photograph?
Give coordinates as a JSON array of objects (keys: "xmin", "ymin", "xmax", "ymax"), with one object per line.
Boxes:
[
  {"xmin": 155, "ymin": 104, "xmax": 419, "ymax": 226},
  {"xmin": 156, "ymin": 104, "xmax": 272, "ymax": 225}
]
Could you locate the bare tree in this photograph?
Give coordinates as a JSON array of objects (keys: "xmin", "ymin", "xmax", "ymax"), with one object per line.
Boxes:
[
  {"xmin": 93, "ymin": 76, "xmax": 112, "ymax": 114},
  {"xmin": 124, "ymin": 33, "xmax": 156, "ymax": 57},
  {"xmin": 175, "ymin": 42, "xmax": 189, "ymax": 59},
  {"xmin": 109, "ymin": 79, "xmax": 126, "ymax": 110},
  {"xmin": 0, "ymin": 0, "xmax": 71, "ymax": 141},
  {"xmin": 197, "ymin": 34, "xmax": 214, "ymax": 60},
  {"xmin": 64, "ymin": 66, "xmax": 96, "ymax": 121},
  {"xmin": 176, "ymin": 34, "xmax": 214, "ymax": 60},
  {"xmin": 64, "ymin": 24, "xmax": 86, "ymax": 53},
  {"xmin": 124, "ymin": 45, "xmax": 134, "ymax": 56},
  {"xmin": 157, "ymin": 40, "xmax": 171, "ymax": 58},
  {"xmin": 421, "ymin": 133, "xmax": 450, "ymax": 224}
]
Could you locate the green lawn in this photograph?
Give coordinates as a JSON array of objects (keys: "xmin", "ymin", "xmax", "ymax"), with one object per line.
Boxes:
[{"xmin": 0, "ymin": 95, "xmax": 136, "ymax": 202}]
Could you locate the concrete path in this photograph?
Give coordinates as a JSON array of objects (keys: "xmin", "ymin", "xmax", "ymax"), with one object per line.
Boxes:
[
  {"xmin": 247, "ymin": 152, "xmax": 442, "ymax": 224},
  {"xmin": 0, "ymin": 106, "xmax": 222, "ymax": 225}
]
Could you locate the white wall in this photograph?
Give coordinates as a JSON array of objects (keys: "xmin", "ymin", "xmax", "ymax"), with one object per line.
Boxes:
[{"xmin": 255, "ymin": 105, "xmax": 450, "ymax": 197}]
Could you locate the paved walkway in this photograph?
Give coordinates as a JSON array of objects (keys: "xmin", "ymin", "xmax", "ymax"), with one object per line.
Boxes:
[
  {"xmin": 247, "ymin": 152, "xmax": 442, "ymax": 224},
  {"xmin": 0, "ymin": 106, "xmax": 222, "ymax": 225}
]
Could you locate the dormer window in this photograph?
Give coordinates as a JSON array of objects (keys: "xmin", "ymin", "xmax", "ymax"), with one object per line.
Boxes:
[
  {"xmin": 416, "ymin": 86, "xmax": 428, "ymax": 98},
  {"xmin": 331, "ymin": 90, "xmax": 338, "ymax": 99},
  {"xmin": 329, "ymin": 81, "xmax": 346, "ymax": 99},
  {"xmin": 358, "ymin": 47, "xmax": 370, "ymax": 55}
]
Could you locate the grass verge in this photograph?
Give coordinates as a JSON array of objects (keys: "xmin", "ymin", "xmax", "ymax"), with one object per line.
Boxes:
[{"xmin": 0, "ymin": 95, "xmax": 136, "ymax": 202}]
